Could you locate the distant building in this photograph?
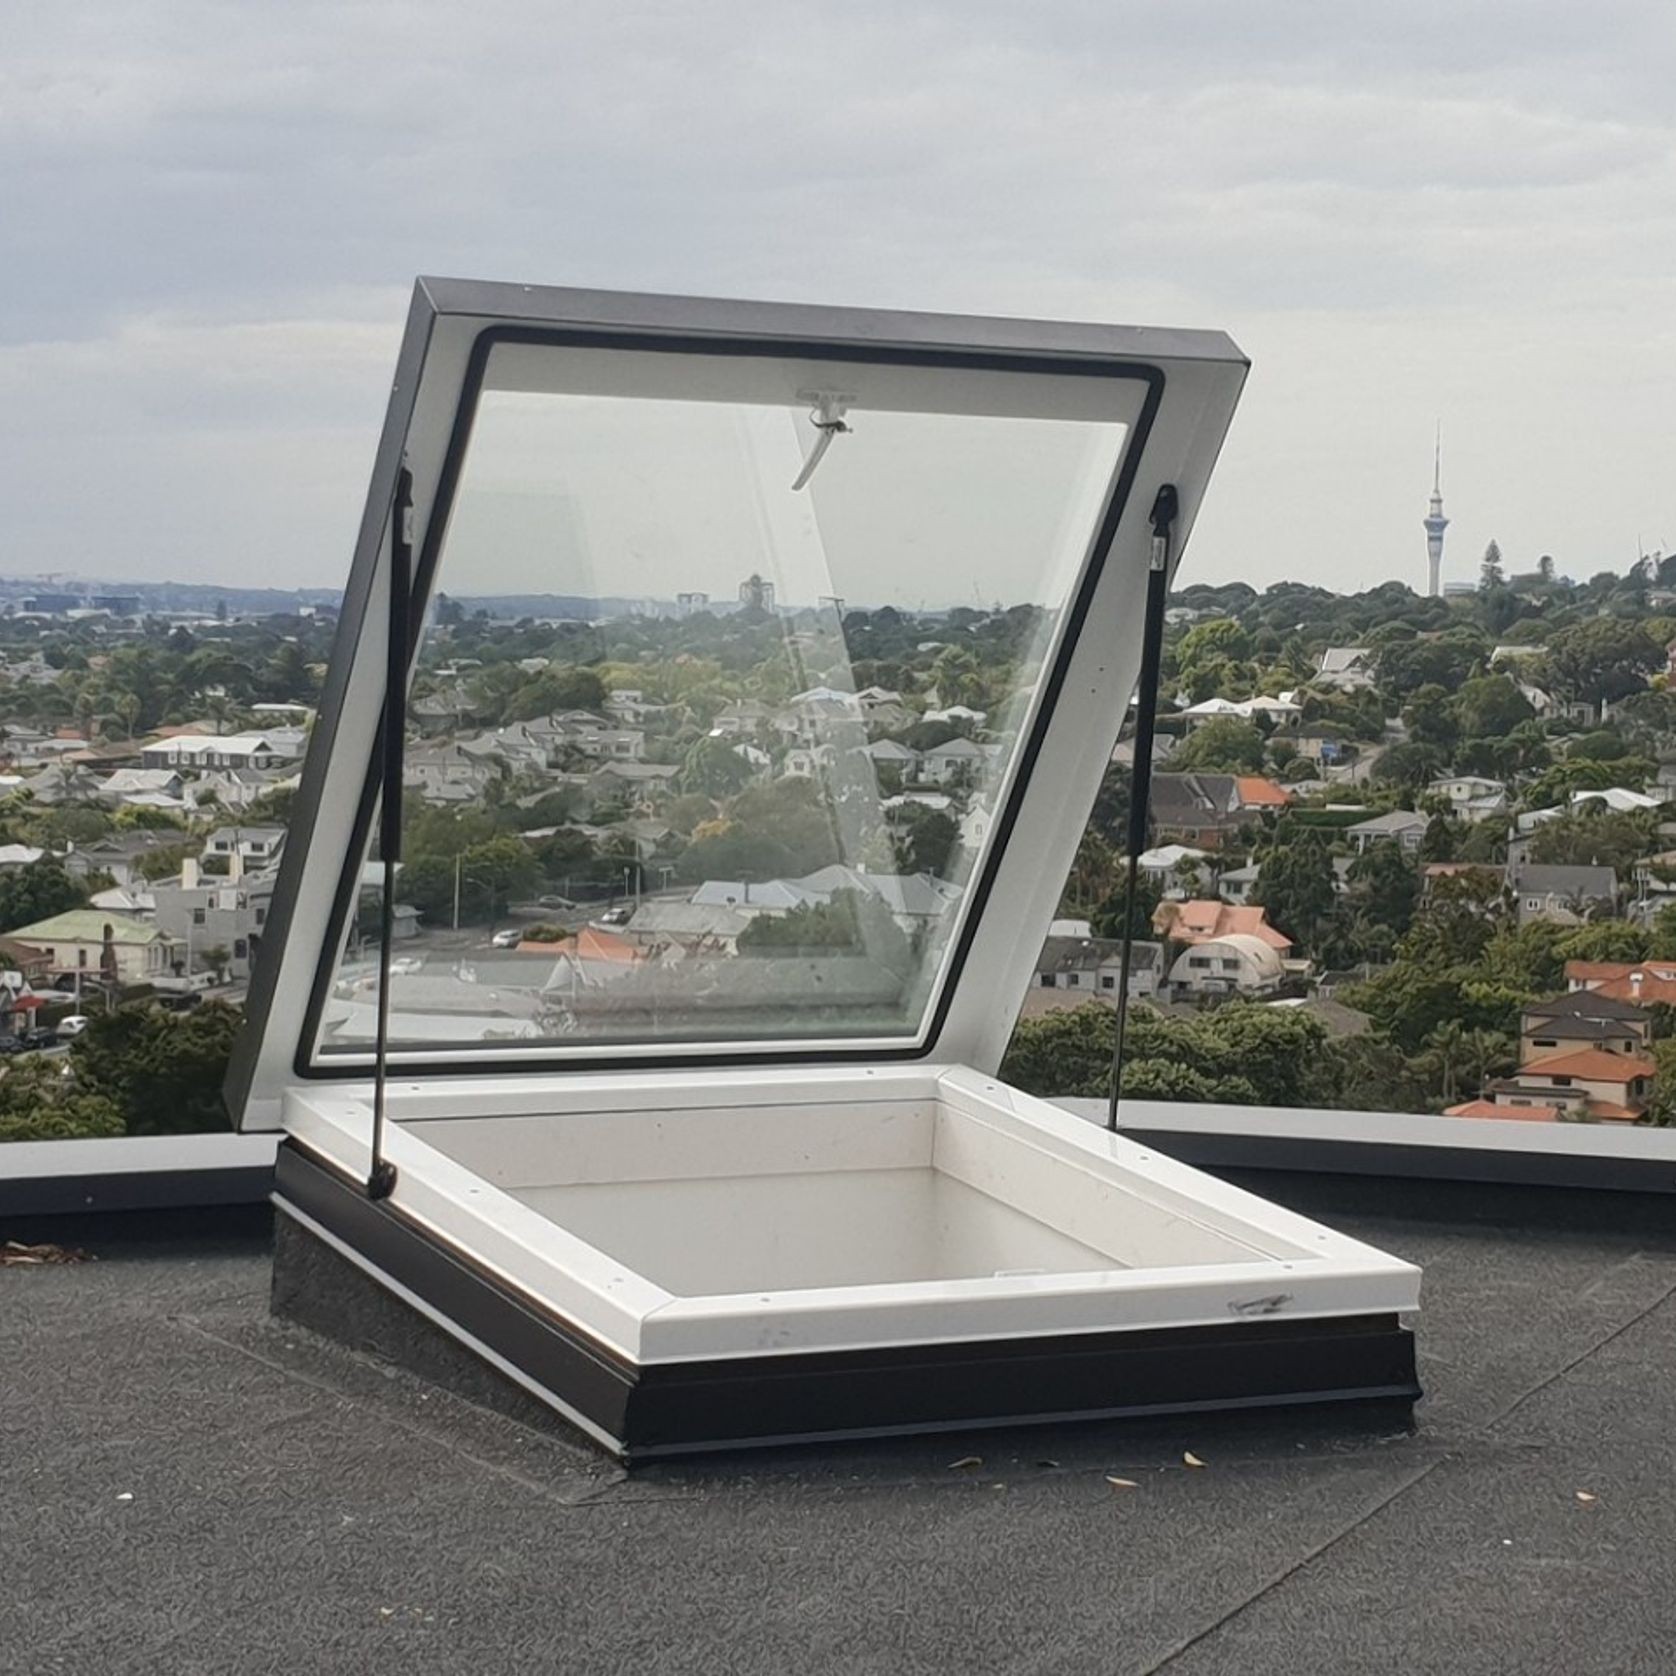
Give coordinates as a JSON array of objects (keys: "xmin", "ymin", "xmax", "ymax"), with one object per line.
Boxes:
[
  {"xmin": 8, "ymin": 910, "xmax": 179, "ymax": 985},
  {"xmin": 1153, "ymin": 899, "xmax": 1293, "ymax": 955},
  {"xmin": 1167, "ymin": 933, "xmax": 1286, "ymax": 1000},
  {"xmin": 1423, "ymin": 431, "xmax": 1449, "ymax": 598},
  {"xmin": 1345, "ymin": 809, "xmax": 1430, "ymax": 853},
  {"xmin": 738, "ymin": 573, "xmax": 776, "ymax": 612},
  {"xmin": 1508, "ymin": 862, "xmax": 1617, "ymax": 926},
  {"xmin": 1032, "ymin": 935, "xmax": 1162, "ymax": 1004}
]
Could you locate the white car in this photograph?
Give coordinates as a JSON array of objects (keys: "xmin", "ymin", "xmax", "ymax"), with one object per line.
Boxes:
[
  {"xmin": 57, "ymin": 1015, "xmax": 90, "ymax": 1039},
  {"xmin": 490, "ymin": 928, "xmax": 523, "ymax": 949}
]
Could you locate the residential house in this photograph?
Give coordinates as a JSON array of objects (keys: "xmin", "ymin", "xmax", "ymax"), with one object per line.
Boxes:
[
  {"xmin": 619, "ymin": 901, "xmax": 753, "ymax": 956},
  {"xmin": 94, "ymin": 768, "xmax": 185, "ymax": 807},
  {"xmin": 1167, "ymin": 933, "xmax": 1286, "ymax": 1000},
  {"xmin": 1565, "ymin": 959, "xmax": 1676, "ymax": 1008},
  {"xmin": 1149, "ymin": 773, "xmax": 1247, "ymax": 849},
  {"xmin": 0, "ymin": 845, "xmax": 46, "ymax": 869},
  {"xmin": 404, "ymin": 744, "xmax": 495, "ymax": 802},
  {"xmin": 1029, "ymin": 935, "xmax": 1162, "ymax": 1007},
  {"xmin": 0, "ymin": 935, "xmax": 52, "ymax": 985},
  {"xmin": 205, "ymin": 826, "xmax": 286, "ymax": 870},
  {"xmin": 1218, "ymin": 860, "xmax": 1261, "ymax": 905},
  {"xmin": 1508, "ymin": 862, "xmax": 1617, "ymax": 926},
  {"xmin": 1153, "ymin": 899, "xmax": 1293, "ymax": 954},
  {"xmin": 141, "ymin": 733, "xmax": 300, "ymax": 772},
  {"xmin": 919, "ymin": 737, "xmax": 990, "ymax": 787},
  {"xmin": 1571, "ymin": 787, "xmax": 1661, "ymax": 814},
  {"xmin": 863, "ymin": 739, "xmax": 919, "ymax": 774},
  {"xmin": 8, "ymin": 909, "xmax": 180, "ymax": 985},
  {"xmin": 1425, "ymin": 775, "xmax": 1509, "ymax": 823},
  {"xmin": 1472, "ymin": 1046, "xmax": 1653, "ymax": 1123},
  {"xmin": 1346, "ymin": 809, "xmax": 1430, "ymax": 853},
  {"xmin": 61, "ymin": 831, "xmax": 190, "ymax": 889},
  {"xmin": 1313, "ymin": 647, "xmax": 1377, "ymax": 692},
  {"xmin": 1233, "ymin": 776, "xmax": 1292, "ymax": 814},
  {"xmin": 149, "ymin": 860, "xmax": 276, "ymax": 980},
  {"xmin": 22, "ymin": 761, "xmax": 104, "ymax": 805},
  {"xmin": 1521, "ymin": 991, "xmax": 1650, "ymax": 1061},
  {"xmin": 1137, "ymin": 844, "xmax": 1210, "ymax": 885}
]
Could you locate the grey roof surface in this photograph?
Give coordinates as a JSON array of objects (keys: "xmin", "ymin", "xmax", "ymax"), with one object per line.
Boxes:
[
  {"xmin": 5, "ymin": 1176, "xmax": 1676, "ymax": 1674},
  {"xmin": 1512, "ymin": 863, "xmax": 1618, "ymax": 899},
  {"xmin": 1525, "ymin": 989, "xmax": 1650, "ymax": 1022}
]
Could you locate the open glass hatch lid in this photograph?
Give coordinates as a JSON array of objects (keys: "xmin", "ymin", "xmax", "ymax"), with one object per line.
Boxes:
[{"xmin": 229, "ymin": 278, "xmax": 1419, "ymax": 1459}]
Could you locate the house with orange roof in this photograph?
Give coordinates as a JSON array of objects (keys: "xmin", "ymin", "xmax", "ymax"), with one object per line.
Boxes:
[
  {"xmin": 523, "ymin": 926, "xmax": 642, "ymax": 966},
  {"xmin": 1233, "ymin": 776, "xmax": 1291, "ymax": 812},
  {"xmin": 1444, "ymin": 1098, "xmax": 1563, "ymax": 1123},
  {"xmin": 1152, "ymin": 899, "xmax": 1293, "ymax": 954},
  {"xmin": 1475, "ymin": 1045, "xmax": 1654, "ymax": 1123},
  {"xmin": 1564, "ymin": 959, "xmax": 1676, "ymax": 1008}
]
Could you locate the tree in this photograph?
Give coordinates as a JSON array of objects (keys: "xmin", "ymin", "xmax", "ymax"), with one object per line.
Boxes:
[
  {"xmin": 1252, "ymin": 828, "xmax": 1336, "ymax": 953},
  {"xmin": 1480, "ymin": 540, "xmax": 1505, "ymax": 591},
  {"xmin": 1456, "ymin": 674, "xmax": 1535, "ymax": 741},
  {"xmin": 200, "ymin": 944, "xmax": 232, "ymax": 983},
  {"xmin": 1345, "ymin": 843, "xmax": 1419, "ymax": 937},
  {"xmin": 1169, "ymin": 718, "xmax": 1267, "ymax": 774},
  {"xmin": 1176, "ymin": 616, "xmax": 1252, "ymax": 669},
  {"xmin": 736, "ymin": 889, "xmax": 912, "ymax": 974},
  {"xmin": 673, "ymin": 823, "xmax": 797, "ymax": 885},
  {"xmin": 68, "ymin": 1001, "xmax": 244, "ymax": 1137},
  {"xmin": 892, "ymin": 804, "xmax": 958, "ymax": 876},
  {"xmin": 679, "ymin": 735, "xmax": 755, "ymax": 798},
  {"xmin": 0, "ymin": 859, "xmax": 87, "ymax": 934},
  {"xmin": 1541, "ymin": 619, "xmax": 1663, "ymax": 710},
  {"xmin": 1089, "ymin": 866, "xmax": 1162, "ymax": 940},
  {"xmin": 1402, "ymin": 684, "xmax": 1458, "ymax": 750},
  {"xmin": 0, "ymin": 1056, "xmax": 124, "ymax": 1142}
]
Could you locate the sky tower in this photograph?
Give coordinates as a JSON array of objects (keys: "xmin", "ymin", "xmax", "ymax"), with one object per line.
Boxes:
[{"xmin": 1423, "ymin": 426, "xmax": 1449, "ymax": 597}]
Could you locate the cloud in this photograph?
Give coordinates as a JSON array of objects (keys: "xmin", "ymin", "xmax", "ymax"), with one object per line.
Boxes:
[{"xmin": 3, "ymin": 1, "xmax": 1673, "ymax": 587}]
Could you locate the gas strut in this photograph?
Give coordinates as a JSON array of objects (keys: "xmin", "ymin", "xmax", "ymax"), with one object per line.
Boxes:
[
  {"xmin": 367, "ymin": 465, "xmax": 413, "ymax": 1200},
  {"xmin": 1106, "ymin": 483, "xmax": 1178, "ymax": 1132}
]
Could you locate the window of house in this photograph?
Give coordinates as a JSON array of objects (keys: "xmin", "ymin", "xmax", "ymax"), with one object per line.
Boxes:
[
  {"xmin": 234, "ymin": 940, "xmax": 248, "ymax": 960},
  {"xmin": 1189, "ymin": 956, "xmax": 1210, "ymax": 969},
  {"xmin": 1100, "ymin": 974, "xmax": 1115, "ymax": 989},
  {"xmin": 192, "ymin": 909, "xmax": 206, "ymax": 926}
]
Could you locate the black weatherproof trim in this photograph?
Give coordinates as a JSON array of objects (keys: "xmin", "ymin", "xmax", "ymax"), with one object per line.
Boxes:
[
  {"xmin": 1123, "ymin": 1126, "xmax": 1676, "ymax": 1194},
  {"xmin": 272, "ymin": 1139, "xmax": 1421, "ymax": 1461},
  {"xmin": 290, "ymin": 320, "xmax": 1166, "ymax": 1082}
]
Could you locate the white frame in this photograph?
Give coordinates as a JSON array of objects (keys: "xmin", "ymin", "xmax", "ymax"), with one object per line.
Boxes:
[{"xmin": 280, "ymin": 1064, "xmax": 1419, "ymax": 1363}]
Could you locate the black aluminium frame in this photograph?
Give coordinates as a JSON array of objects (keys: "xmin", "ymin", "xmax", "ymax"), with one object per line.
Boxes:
[
  {"xmin": 272, "ymin": 1135, "xmax": 1420, "ymax": 1461},
  {"xmin": 258, "ymin": 316, "xmax": 1168, "ymax": 1087}
]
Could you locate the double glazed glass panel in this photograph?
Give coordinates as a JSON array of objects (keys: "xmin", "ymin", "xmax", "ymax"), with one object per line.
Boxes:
[{"xmin": 315, "ymin": 340, "xmax": 1139, "ymax": 1058}]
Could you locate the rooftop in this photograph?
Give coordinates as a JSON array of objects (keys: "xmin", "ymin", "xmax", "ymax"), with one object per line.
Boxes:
[{"xmin": 8, "ymin": 1173, "xmax": 1676, "ymax": 1671}]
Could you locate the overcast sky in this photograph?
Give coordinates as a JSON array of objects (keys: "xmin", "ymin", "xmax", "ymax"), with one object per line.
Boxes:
[{"xmin": 5, "ymin": 2, "xmax": 1674, "ymax": 597}]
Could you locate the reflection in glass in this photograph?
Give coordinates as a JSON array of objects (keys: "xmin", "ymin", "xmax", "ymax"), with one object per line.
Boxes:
[{"xmin": 319, "ymin": 346, "xmax": 1132, "ymax": 1056}]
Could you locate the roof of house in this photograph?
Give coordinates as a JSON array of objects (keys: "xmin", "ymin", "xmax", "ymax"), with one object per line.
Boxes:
[
  {"xmin": 1445, "ymin": 1099, "xmax": 1562, "ymax": 1122},
  {"xmin": 1524, "ymin": 989, "xmax": 1649, "ymax": 1023},
  {"xmin": 1038, "ymin": 936, "xmax": 1161, "ymax": 976},
  {"xmin": 1517, "ymin": 1046, "xmax": 1655, "ymax": 1083},
  {"xmin": 1347, "ymin": 809, "xmax": 1429, "ymax": 835},
  {"xmin": 1171, "ymin": 932, "xmax": 1286, "ymax": 980},
  {"xmin": 1233, "ymin": 776, "xmax": 1291, "ymax": 809},
  {"xmin": 1566, "ymin": 959, "xmax": 1676, "ymax": 1006},
  {"xmin": 1521, "ymin": 1012, "xmax": 1644, "ymax": 1043},
  {"xmin": 1511, "ymin": 864, "xmax": 1617, "ymax": 899},
  {"xmin": 9, "ymin": 909, "xmax": 168, "ymax": 945},
  {"xmin": 1150, "ymin": 773, "xmax": 1239, "ymax": 823},
  {"xmin": 1155, "ymin": 899, "xmax": 1293, "ymax": 951}
]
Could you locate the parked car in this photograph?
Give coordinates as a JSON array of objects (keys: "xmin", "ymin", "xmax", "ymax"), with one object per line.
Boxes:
[
  {"xmin": 490, "ymin": 928, "xmax": 524, "ymax": 949},
  {"xmin": 598, "ymin": 905, "xmax": 633, "ymax": 926},
  {"xmin": 56, "ymin": 1015, "xmax": 90, "ymax": 1039}
]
